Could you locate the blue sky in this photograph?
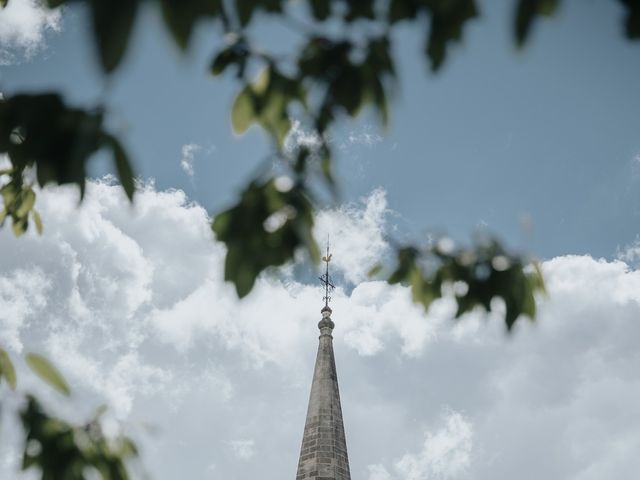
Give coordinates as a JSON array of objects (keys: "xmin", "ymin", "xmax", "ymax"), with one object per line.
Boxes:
[
  {"xmin": 2, "ymin": 2, "xmax": 640, "ymax": 480},
  {"xmin": 3, "ymin": 1, "xmax": 640, "ymax": 259}
]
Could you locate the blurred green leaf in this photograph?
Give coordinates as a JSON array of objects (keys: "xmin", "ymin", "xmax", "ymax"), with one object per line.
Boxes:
[
  {"xmin": 0, "ymin": 93, "xmax": 133, "ymax": 228},
  {"xmin": 425, "ymin": 0, "xmax": 479, "ymax": 71},
  {"xmin": 31, "ymin": 209, "xmax": 43, "ymax": 235},
  {"xmin": 104, "ymin": 134, "xmax": 136, "ymax": 201},
  {"xmin": 15, "ymin": 188, "xmax": 35, "ymax": 217},
  {"xmin": 515, "ymin": 0, "xmax": 559, "ymax": 46},
  {"xmin": 11, "ymin": 217, "xmax": 27, "ymax": 236},
  {"xmin": 90, "ymin": 0, "xmax": 138, "ymax": 73},
  {"xmin": 236, "ymin": 0, "xmax": 255, "ymax": 26},
  {"xmin": 231, "ymin": 87, "xmax": 255, "ymax": 134},
  {"xmin": 310, "ymin": 0, "xmax": 330, "ymax": 20},
  {"xmin": 210, "ymin": 42, "xmax": 248, "ymax": 77},
  {"xmin": 20, "ymin": 395, "xmax": 137, "ymax": 480},
  {"xmin": 213, "ymin": 178, "xmax": 318, "ymax": 297},
  {"xmin": 0, "ymin": 94, "xmax": 97, "ymax": 195},
  {"xmin": 230, "ymin": 66, "xmax": 304, "ymax": 146},
  {"xmin": 160, "ymin": 0, "xmax": 222, "ymax": 50},
  {"xmin": 367, "ymin": 263, "xmax": 383, "ymax": 278},
  {"xmin": 385, "ymin": 238, "xmax": 544, "ymax": 330},
  {"xmin": 234, "ymin": 0, "xmax": 283, "ymax": 27},
  {"xmin": 621, "ymin": 0, "xmax": 640, "ymax": 38},
  {"xmin": 0, "ymin": 348, "xmax": 17, "ymax": 390},
  {"xmin": 388, "ymin": 0, "xmax": 419, "ymax": 23},
  {"xmin": 25, "ymin": 353, "xmax": 71, "ymax": 396},
  {"xmin": 345, "ymin": 0, "xmax": 375, "ymax": 22}
]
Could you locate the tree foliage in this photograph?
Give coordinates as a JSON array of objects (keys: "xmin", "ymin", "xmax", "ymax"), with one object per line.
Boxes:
[
  {"xmin": 1, "ymin": 350, "xmax": 138, "ymax": 479},
  {"xmin": 0, "ymin": 0, "xmax": 597, "ymax": 329},
  {"xmin": 0, "ymin": 93, "xmax": 134, "ymax": 236},
  {"xmin": 21, "ymin": 396, "xmax": 137, "ymax": 480}
]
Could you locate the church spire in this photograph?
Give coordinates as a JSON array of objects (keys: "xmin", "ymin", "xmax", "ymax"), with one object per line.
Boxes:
[{"xmin": 296, "ymin": 240, "xmax": 351, "ymax": 480}]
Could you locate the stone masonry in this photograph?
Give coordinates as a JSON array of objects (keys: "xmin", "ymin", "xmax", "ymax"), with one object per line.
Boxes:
[{"xmin": 296, "ymin": 306, "xmax": 351, "ymax": 480}]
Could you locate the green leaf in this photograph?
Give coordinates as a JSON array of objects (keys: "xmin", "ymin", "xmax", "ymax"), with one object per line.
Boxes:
[
  {"xmin": 530, "ymin": 260, "xmax": 546, "ymax": 293},
  {"xmin": 231, "ymin": 87, "xmax": 255, "ymax": 134},
  {"xmin": 105, "ymin": 134, "xmax": 135, "ymax": 201},
  {"xmin": 0, "ymin": 349, "xmax": 17, "ymax": 390},
  {"xmin": 310, "ymin": 0, "xmax": 330, "ymax": 20},
  {"xmin": 160, "ymin": 0, "xmax": 222, "ymax": 50},
  {"xmin": 90, "ymin": 0, "xmax": 138, "ymax": 73},
  {"xmin": 388, "ymin": 0, "xmax": 418, "ymax": 23},
  {"xmin": 211, "ymin": 48, "xmax": 237, "ymax": 76},
  {"xmin": 213, "ymin": 178, "xmax": 317, "ymax": 298},
  {"xmin": 31, "ymin": 209, "xmax": 43, "ymax": 234},
  {"xmin": 0, "ymin": 93, "xmax": 108, "ymax": 197},
  {"xmin": 367, "ymin": 263, "xmax": 383, "ymax": 277},
  {"xmin": 515, "ymin": 0, "xmax": 558, "ymax": 47},
  {"xmin": 236, "ymin": 0, "xmax": 255, "ymax": 26},
  {"xmin": 15, "ymin": 188, "xmax": 35, "ymax": 217},
  {"xmin": 0, "ymin": 0, "xmax": 8, "ymax": 8},
  {"xmin": 623, "ymin": 0, "xmax": 640, "ymax": 38},
  {"xmin": 12, "ymin": 217, "xmax": 27, "ymax": 237},
  {"xmin": 25, "ymin": 353, "xmax": 71, "ymax": 396},
  {"xmin": 225, "ymin": 247, "xmax": 256, "ymax": 298},
  {"xmin": 425, "ymin": 0, "xmax": 479, "ymax": 72}
]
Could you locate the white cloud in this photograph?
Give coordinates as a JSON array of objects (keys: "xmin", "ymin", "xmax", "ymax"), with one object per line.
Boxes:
[
  {"xmin": 337, "ymin": 280, "xmax": 442, "ymax": 357},
  {"xmin": 315, "ymin": 189, "xmax": 390, "ymax": 285},
  {"xmin": 370, "ymin": 411, "xmax": 473, "ymax": 480},
  {"xmin": 284, "ymin": 121, "xmax": 383, "ymax": 158},
  {"xmin": 368, "ymin": 464, "xmax": 393, "ymax": 480},
  {"xmin": 396, "ymin": 412, "xmax": 473, "ymax": 479},
  {"xmin": 180, "ymin": 143, "xmax": 201, "ymax": 177},
  {"xmin": 284, "ymin": 120, "xmax": 322, "ymax": 154},
  {"xmin": 616, "ymin": 236, "xmax": 640, "ymax": 268},
  {"xmin": 229, "ymin": 439, "xmax": 255, "ymax": 460},
  {"xmin": 345, "ymin": 128, "xmax": 382, "ymax": 147},
  {"xmin": 0, "ymin": 0, "xmax": 62, "ymax": 64},
  {"xmin": 0, "ymin": 268, "xmax": 50, "ymax": 353},
  {"xmin": 1, "ymin": 181, "xmax": 640, "ymax": 480}
]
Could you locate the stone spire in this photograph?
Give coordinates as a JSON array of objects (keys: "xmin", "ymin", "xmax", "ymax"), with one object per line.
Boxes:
[{"xmin": 296, "ymin": 243, "xmax": 351, "ymax": 480}]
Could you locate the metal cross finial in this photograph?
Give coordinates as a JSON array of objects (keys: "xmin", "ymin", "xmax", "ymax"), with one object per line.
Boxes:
[{"xmin": 319, "ymin": 236, "xmax": 335, "ymax": 307}]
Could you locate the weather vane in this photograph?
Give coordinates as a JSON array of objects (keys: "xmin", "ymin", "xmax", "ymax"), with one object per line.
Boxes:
[{"xmin": 319, "ymin": 236, "xmax": 334, "ymax": 308}]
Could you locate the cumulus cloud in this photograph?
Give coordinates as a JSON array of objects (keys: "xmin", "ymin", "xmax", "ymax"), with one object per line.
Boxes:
[
  {"xmin": 0, "ymin": 268, "xmax": 50, "ymax": 352},
  {"xmin": 0, "ymin": 0, "xmax": 62, "ymax": 65},
  {"xmin": 369, "ymin": 464, "xmax": 393, "ymax": 480},
  {"xmin": 369, "ymin": 411, "xmax": 473, "ymax": 480},
  {"xmin": 1, "ymin": 180, "xmax": 640, "ymax": 480},
  {"xmin": 616, "ymin": 236, "xmax": 640, "ymax": 268},
  {"xmin": 397, "ymin": 412, "xmax": 472, "ymax": 478},
  {"xmin": 315, "ymin": 189, "xmax": 390, "ymax": 285}
]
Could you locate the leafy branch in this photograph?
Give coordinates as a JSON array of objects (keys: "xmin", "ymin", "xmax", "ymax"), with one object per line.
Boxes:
[
  {"xmin": 1, "ymin": 347, "xmax": 139, "ymax": 480},
  {"xmin": 2, "ymin": 0, "xmax": 638, "ymax": 329}
]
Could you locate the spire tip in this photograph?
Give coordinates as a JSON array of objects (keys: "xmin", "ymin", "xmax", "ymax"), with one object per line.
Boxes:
[{"xmin": 319, "ymin": 235, "xmax": 335, "ymax": 310}]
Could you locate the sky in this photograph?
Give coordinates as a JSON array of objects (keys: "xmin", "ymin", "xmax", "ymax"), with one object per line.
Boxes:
[{"xmin": 1, "ymin": 1, "xmax": 640, "ymax": 479}]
